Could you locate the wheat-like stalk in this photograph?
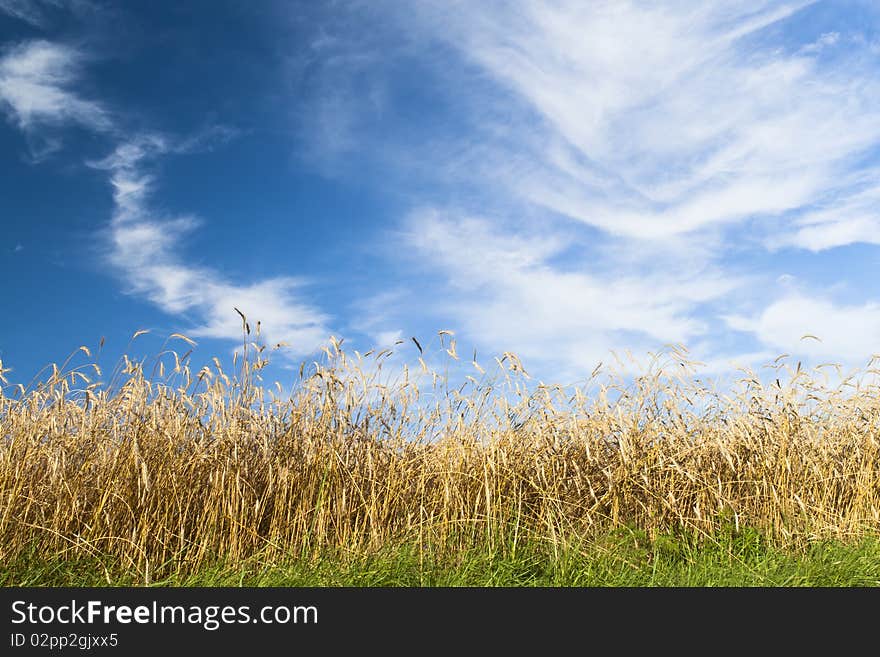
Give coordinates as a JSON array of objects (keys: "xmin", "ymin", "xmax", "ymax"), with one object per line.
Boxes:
[{"xmin": 1, "ymin": 327, "xmax": 878, "ymax": 581}]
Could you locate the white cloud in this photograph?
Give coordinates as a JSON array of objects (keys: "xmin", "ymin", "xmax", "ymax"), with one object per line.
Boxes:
[
  {"xmin": 406, "ymin": 210, "xmax": 742, "ymax": 376},
  {"xmin": 0, "ymin": 40, "xmax": 111, "ymax": 132},
  {"xmin": 0, "ymin": 35, "xmax": 331, "ymax": 357},
  {"xmin": 371, "ymin": 329, "xmax": 403, "ymax": 349},
  {"xmin": 346, "ymin": 290, "xmax": 410, "ymax": 351},
  {"xmin": 286, "ymin": 14, "xmax": 392, "ymax": 174},
  {"xmin": 769, "ymin": 173, "xmax": 880, "ymax": 251},
  {"xmin": 403, "ymin": 1, "xmax": 880, "ymax": 242},
  {"xmin": 326, "ymin": 1, "xmax": 880, "ymax": 376},
  {"xmin": 0, "ymin": 0, "xmax": 95, "ymax": 29},
  {"xmin": 800, "ymin": 31, "xmax": 840, "ymax": 54},
  {"xmin": 0, "ymin": 0, "xmax": 56, "ymax": 27},
  {"xmin": 91, "ymin": 140, "xmax": 332, "ymax": 354},
  {"xmin": 725, "ymin": 294, "xmax": 880, "ymax": 363}
]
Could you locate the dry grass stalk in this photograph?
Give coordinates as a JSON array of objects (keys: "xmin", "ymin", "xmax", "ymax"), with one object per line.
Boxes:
[{"xmin": 1, "ymin": 329, "xmax": 878, "ymax": 580}]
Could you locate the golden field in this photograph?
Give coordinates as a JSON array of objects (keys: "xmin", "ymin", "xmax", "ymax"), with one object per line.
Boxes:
[{"xmin": 1, "ymin": 326, "xmax": 878, "ymax": 583}]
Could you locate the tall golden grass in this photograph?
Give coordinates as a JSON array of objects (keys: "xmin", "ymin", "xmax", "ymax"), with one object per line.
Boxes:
[{"xmin": 1, "ymin": 323, "xmax": 878, "ymax": 582}]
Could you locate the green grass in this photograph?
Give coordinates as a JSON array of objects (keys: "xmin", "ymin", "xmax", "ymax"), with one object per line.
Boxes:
[{"xmin": 4, "ymin": 528, "xmax": 880, "ymax": 587}]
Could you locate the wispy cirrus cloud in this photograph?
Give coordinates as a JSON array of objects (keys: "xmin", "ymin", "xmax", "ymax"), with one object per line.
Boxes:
[
  {"xmin": 406, "ymin": 1, "xmax": 880, "ymax": 241},
  {"xmin": 328, "ymin": 0, "xmax": 880, "ymax": 371},
  {"xmin": 88, "ymin": 137, "xmax": 332, "ymax": 355},
  {"xmin": 725, "ymin": 294, "xmax": 880, "ymax": 363},
  {"xmin": 768, "ymin": 168, "xmax": 880, "ymax": 251},
  {"xmin": 3, "ymin": 38, "xmax": 331, "ymax": 355},
  {"xmin": 285, "ymin": 7, "xmax": 395, "ymax": 176},
  {"xmin": 0, "ymin": 0, "xmax": 98, "ymax": 29},
  {"xmin": 0, "ymin": 0, "xmax": 58, "ymax": 28},
  {"xmin": 404, "ymin": 210, "xmax": 742, "ymax": 375},
  {"xmin": 0, "ymin": 39, "xmax": 111, "ymax": 132}
]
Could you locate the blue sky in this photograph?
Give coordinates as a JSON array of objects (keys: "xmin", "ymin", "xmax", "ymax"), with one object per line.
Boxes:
[{"xmin": 1, "ymin": 0, "xmax": 880, "ymax": 389}]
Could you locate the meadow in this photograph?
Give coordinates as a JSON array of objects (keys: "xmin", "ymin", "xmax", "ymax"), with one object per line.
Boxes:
[{"xmin": 1, "ymin": 321, "xmax": 879, "ymax": 586}]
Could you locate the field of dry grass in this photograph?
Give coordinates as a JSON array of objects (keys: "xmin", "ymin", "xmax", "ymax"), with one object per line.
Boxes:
[{"xmin": 1, "ymin": 323, "xmax": 878, "ymax": 584}]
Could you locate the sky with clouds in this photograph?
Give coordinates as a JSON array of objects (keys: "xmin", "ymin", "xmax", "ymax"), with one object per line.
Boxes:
[{"xmin": 1, "ymin": 0, "xmax": 879, "ymax": 387}]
